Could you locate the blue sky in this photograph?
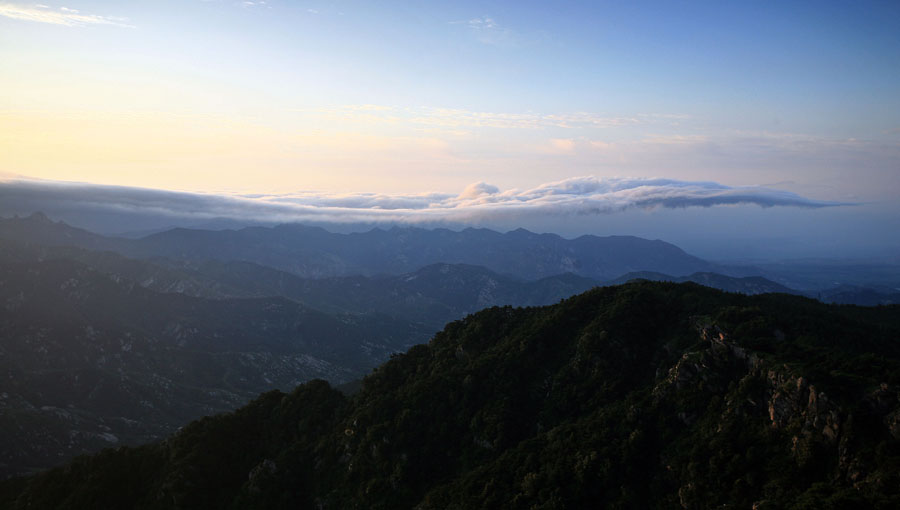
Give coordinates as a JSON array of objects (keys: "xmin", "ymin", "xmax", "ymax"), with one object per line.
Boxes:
[{"xmin": 1, "ymin": 0, "xmax": 898, "ymax": 258}]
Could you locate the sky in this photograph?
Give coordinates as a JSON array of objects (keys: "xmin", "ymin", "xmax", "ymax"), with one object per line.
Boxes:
[{"xmin": 1, "ymin": 0, "xmax": 899, "ymax": 260}]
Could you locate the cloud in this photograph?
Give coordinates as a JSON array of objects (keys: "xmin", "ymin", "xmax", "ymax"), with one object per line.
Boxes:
[
  {"xmin": 451, "ymin": 15, "xmax": 519, "ymax": 47},
  {"xmin": 306, "ymin": 105, "xmax": 652, "ymax": 131},
  {"xmin": 457, "ymin": 182, "xmax": 499, "ymax": 200},
  {"xmin": 464, "ymin": 16, "xmax": 497, "ymax": 30},
  {"xmin": 0, "ymin": 2, "xmax": 133, "ymax": 27},
  {"xmin": 0, "ymin": 176, "xmax": 848, "ymax": 233}
]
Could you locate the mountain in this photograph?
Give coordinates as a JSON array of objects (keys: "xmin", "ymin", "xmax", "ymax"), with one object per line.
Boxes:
[
  {"xmin": 0, "ymin": 213, "xmax": 124, "ymax": 252},
  {"xmin": 3, "ymin": 282, "xmax": 898, "ymax": 508},
  {"xmin": 3, "ymin": 240, "xmax": 600, "ymax": 330},
  {"xmin": 153, "ymin": 260, "xmax": 600, "ymax": 330},
  {"xmin": 0, "ymin": 247, "xmax": 427, "ymax": 479},
  {"xmin": 607, "ymin": 271, "xmax": 800, "ymax": 295},
  {"xmin": 0, "ymin": 241, "xmax": 597, "ymax": 478},
  {"xmin": 2, "ymin": 243, "xmax": 243, "ymax": 299},
  {"xmin": 130, "ymin": 225, "xmax": 727, "ymax": 280},
  {"xmin": 0, "ymin": 213, "xmax": 731, "ymax": 281}
]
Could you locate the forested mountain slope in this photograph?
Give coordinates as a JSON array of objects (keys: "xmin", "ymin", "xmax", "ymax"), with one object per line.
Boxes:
[{"xmin": 3, "ymin": 282, "xmax": 898, "ymax": 509}]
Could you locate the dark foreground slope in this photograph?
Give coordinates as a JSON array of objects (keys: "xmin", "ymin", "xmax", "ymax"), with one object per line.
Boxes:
[{"xmin": 2, "ymin": 282, "xmax": 899, "ymax": 509}]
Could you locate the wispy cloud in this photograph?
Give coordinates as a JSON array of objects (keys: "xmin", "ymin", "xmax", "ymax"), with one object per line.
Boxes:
[
  {"xmin": 0, "ymin": 2, "xmax": 133, "ymax": 27},
  {"xmin": 462, "ymin": 16, "xmax": 498, "ymax": 30},
  {"xmin": 451, "ymin": 15, "xmax": 518, "ymax": 46},
  {"xmin": 305, "ymin": 105, "xmax": 663, "ymax": 131},
  {"xmin": 0, "ymin": 177, "xmax": 847, "ymax": 230}
]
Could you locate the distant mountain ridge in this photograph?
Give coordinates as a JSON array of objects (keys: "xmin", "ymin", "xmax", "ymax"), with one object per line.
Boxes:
[
  {"xmin": 6, "ymin": 214, "xmax": 895, "ymax": 308},
  {"xmin": 0, "ymin": 213, "xmax": 733, "ymax": 281},
  {"xmin": 2, "ymin": 237, "xmax": 807, "ymax": 328}
]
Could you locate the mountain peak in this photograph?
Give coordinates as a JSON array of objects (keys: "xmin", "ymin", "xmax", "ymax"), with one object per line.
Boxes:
[
  {"xmin": 27, "ymin": 211, "xmax": 53, "ymax": 223},
  {"xmin": 508, "ymin": 227, "xmax": 534, "ymax": 235}
]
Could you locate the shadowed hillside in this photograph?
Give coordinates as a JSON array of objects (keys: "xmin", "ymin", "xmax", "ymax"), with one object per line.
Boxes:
[{"xmin": 3, "ymin": 282, "xmax": 898, "ymax": 509}]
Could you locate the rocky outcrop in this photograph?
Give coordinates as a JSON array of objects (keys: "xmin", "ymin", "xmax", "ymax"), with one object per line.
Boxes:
[
  {"xmin": 766, "ymin": 372, "xmax": 841, "ymax": 440},
  {"xmin": 661, "ymin": 321, "xmax": 900, "ymax": 497}
]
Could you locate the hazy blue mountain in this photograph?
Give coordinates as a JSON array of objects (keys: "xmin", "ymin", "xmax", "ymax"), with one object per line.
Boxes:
[
  {"xmin": 161, "ymin": 260, "xmax": 599, "ymax": 329},
  {"xmin": 8, "ymin": 213, "xmax": 896, "ymax": 306},
  {"xmin": 54, "ymin": 250, "xmax": 601, "ymax": 330},
  {"xmin": 2, "ymin": 240, "xmax": 600, "ymax": 330},
  {"xmin": 130, "ymin": 224, "xmax": 726, "ymax": 280},
  {"xmin": 0, "ymin": 250, "xmax": 427, "ymax": 479},
  {"xmin": 0, "ymin": 213, "xmax": 731, "ymax": 281},
  {"xmin": 0, "ymin": 213, "xmax": 125, "ymax": 252},
  {"xmin": 3, "ymin": 282, "xmax": 898, "ymax": 508}
]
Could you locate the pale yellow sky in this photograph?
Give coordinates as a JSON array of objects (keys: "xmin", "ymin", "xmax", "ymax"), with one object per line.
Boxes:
[
  {"xmin": 4, "ymin": 105, "xmax": 897, "ymax": 201},
  {"xmin": 1, "ymin": 1, "xmax": 897, "ymax": 202}
]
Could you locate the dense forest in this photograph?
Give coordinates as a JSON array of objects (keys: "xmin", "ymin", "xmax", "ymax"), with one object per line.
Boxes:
[{"xmin": 2, "ymin": 282, "xmax": 899, "ymax": 509}]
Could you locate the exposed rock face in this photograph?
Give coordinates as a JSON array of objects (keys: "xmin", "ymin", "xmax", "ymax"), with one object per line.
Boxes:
[
  {"xmin": 766, "ymin": 372, "xmax": 841, "ymax": 441},
  {"xmin": 697, "ymin": 325, "xmax": 846, "ymax": 442},
  {"xmin": 886, "ymin": 409, "xmax": 900, "ymax": 440},
  {"xmin": 245, "ymin": 459, "xmax": 278, "ymax": 494},
  {"xmin": 659, "ymin": 322, "xmax": 900, "ymax": 498}
]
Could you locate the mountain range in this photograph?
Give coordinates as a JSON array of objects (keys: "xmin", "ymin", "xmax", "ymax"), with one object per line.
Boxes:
[
  {"xmin": 1, "ymin": 212, "xmax": 898, "ymax": 480},
  {"xmin": 0, "ymin": 213, "xmax": 734, "ymax": 281}
]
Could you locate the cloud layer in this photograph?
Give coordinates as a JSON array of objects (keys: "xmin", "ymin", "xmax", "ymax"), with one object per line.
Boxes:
[{"xmin": 0, "ymin": 176, "xmax": 846, "ymax": 232}]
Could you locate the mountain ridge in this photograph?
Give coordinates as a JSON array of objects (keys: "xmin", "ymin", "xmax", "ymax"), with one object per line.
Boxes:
[{"xmin": 0, "ymin": 213, "xmax": 737, "ymax": 281}]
